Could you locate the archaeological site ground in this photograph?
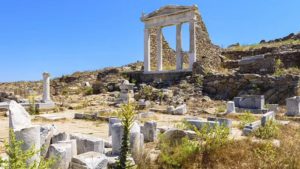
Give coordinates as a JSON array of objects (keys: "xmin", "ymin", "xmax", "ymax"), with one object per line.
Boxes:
[{"xmin": 1, "ymin": 3, "xmax": 300, "ymax": 169}]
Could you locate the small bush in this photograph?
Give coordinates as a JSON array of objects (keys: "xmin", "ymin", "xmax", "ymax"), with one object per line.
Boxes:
[
  {"xmin": 254, "ymin": 120, "xmax": 280, "ymax": 139},
  {"xmin": 0, "ymin": 130, "xmax": 55, "ymax": 169},
  {"xmin": 159, "ymin": 136, "xmax": 199, "ymax": 169},
  {"xmin": 274, "ymin": 58, "xmax": 284, "ymax": 76},
  {"xmin": 28, "ymin": 96, "xmax": 39, "ymax": 115},
  {"xmin": 253, "ymin": 142, "xmax": 278, "ymax": 168},
  {"xmin": 84, "ymin": 87, "xmax": 94, "ymax": 95},
  {"xmin": 238, "ymin": 111, "xmax": 256, "ymax": 129}
]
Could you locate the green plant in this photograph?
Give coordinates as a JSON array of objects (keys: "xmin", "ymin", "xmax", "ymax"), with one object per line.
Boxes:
[
  {"xmin": 84, "ymin": 87, "xmax": 94, "ymax": 95},
  {"xmin": 116, "ymin": 104, "xmax": 136, "ymax": 169},
  {"xmin": 254, "ymin": 120, "xmax": 280, "ymax": 139},
  {"xmin": 0, "ymin": 130, "xmax": 55, "ymax": 169},
  {"xmin": 28, "ymin": 95, "xmax": 39, "ymax": 115},
  {"xmin": 139, "ymin": 86, "xmax": 153, "ymax": 100},
  {"xmin": 254, "ymin": 142, "xmax": 277, "ymax": 168},
  {"xmin": 159, "ymin": 137, "xmax": 199, "ymax": 169},
  {"xmin": 216, "ymin": 104, "xmax": 226, "ymax": 114},
  {"xmin": 274, "ymin": 58, "xmax": 284, "ymax": 76},
  {"xmin": 238, "ymin": 111, "xmax": 256, "ymax": 129}
]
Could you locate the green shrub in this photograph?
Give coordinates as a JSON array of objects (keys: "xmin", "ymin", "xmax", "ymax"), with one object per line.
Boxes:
[
  {"xmin": 159, "ymin": 137, "xmax": 199, "ymax": 169},
  {"xmin": 254, "ymin": 142, "xmax": 278, "ymax": 168},
  {"xmin": 138, "ymin": 86, "xmax": 153, "ymax": 100},
  {"xmin": 84, "ymin": 87, "xmax": 94, "ymax": 95},
  {"xmin": 254, "ymin": 120, "xmax": 280, "ymax": 139},
  {"xmin": 28, "ymin": 96, "xmax": 39, "ymax": 115},
  {"xmin": 0, "ymin": 130, "xmax": 55, "ymax": 169},
  {"xmin": 274, "ymin": 59, "xmax": 284, "ymax": 76},
  {"xmin": 238, "ymin": 111, "xmax": 256, "ymax": 129},
  {"xmin": 116, "ymin": 104, "xmax": 136, "ymax": 169}
]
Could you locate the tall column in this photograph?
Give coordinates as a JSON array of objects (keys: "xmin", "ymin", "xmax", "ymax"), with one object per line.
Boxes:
[
  {"xmin": 157, "ymin": 28, "xmax": 163, "ymax": 71},
  {"xmin": 144, "ymin": 28, "xmax": 151, "ymax": 72},
  {"xmin": 176, "ymin": 23, "xmax": 183, "ymax": 70},
  {"xmin": 42, "ymin": 72, "xmax": 51, "ymax": 103},
  {"xmin": 189, "ymin": 21, "xmax": 197, "ymax": 70}
]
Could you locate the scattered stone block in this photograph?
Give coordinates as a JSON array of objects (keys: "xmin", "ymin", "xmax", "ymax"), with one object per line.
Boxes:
[
  {"xmin": 40, "ymin": 124, "xmax": 56, "ymax": 157},
  {"xmin": 166, "ymin": 106, "xmax": 175, "ymax": 114},
  {"xmin": 70, "ymin": 133, "xmax": 105, "ymax": 155},
  {"xmin": 138, "ymin": 99, "xmax": 151, "ymax": 109},
  {"xmin": 35, "ymin": 114, "xmax": 66, "ymax": 121},
  {"xmin": 49, "ymin": 143, "xmax": 72, "ymax": 169},
  {"xmin": 8, "ymin": 100, "xmax": 31, "ymax": 130},
  {"xmin": 286, "ymin": 96, "xmax": 300, "ymax": 116},
  {"xmin": 143, "ymin": 121, "xmax": 157, "ymax": 142},
  {"xmin": 243, "ymin": 120, "xmax": 261, "ymax": 136},
  {"xmin": 261, "ymin": 111, "xmax": 275, "ymax": 126},
  {"xmin": 70, "ymin": 151, "xmax": 108, "ymax": 169},
  {"xmin": 108, "ymin": 117, "xmax": 121, "ymax": 136},
  {"xmin": 207, "ymin": 117, "xmax": 232, "ymax": 128},
  {"xmin": 52, "ymin": 132, "xmax": 69, "ymax": 144},
  {"xmin": 14, "ymin": 125, "xmax": 41, "ymax": 166},
  {"xmin": 111, "ymin": 123, "xmax": 123, "ymax": 155},
  {"xmin": 226, "ymin": 101, "xmax": 235, "ymax": 113},
  {"xmin": 173, "ymin": 104, "xmax": 187, "ymax": 115},
  {"xmin": 186, "ymin": 119, "xmax": 219, "ymax": 131},
  {"xmin": 234, "ymin": 95, "xmax": 265, "ymax": 110},
  {"xmin": 138, "ymin": 112, "xmax": 155, "ymax": 119},
  {"xmin": 130, "ymin": 132, "xmax": 144, "ymax": 163},
  {"xmin": 163, "ymin": 129, "xmax": 187, "ymax": 144},
  {"xmin": 58, "ymin": 139, "xmax": 78, "ymax": 157}
]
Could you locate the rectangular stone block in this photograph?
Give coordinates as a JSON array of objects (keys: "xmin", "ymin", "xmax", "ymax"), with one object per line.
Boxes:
[
  {"xmin": 70, "ymin": 151, "xmax": 108, "ymax": 169},
  {"xmin": 234, "ymin": 95, "xmax": 265, "ymax": 109},
  {"xmin": 261, "ymin": 111, "xmax": 275, "ymax": 126},
  {"xmin": 70, "ymin": 133, "xmax": 105, "ymax": 155},
  {"xmin": 286, "ymin": 96, "xmax": 300, "ymax": 116}
]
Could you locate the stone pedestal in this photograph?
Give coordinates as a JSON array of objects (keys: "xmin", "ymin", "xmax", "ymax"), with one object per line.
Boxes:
[
  {"xmin": 117, "ymin": 80, "xmax": 135, "ymax": 104},
  {"xmin": 226, "ymin": 101, "xmax": 235, "ymax": 113}
]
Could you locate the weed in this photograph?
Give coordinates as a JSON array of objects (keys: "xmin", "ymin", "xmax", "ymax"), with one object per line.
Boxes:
[{"xmin": 238, "ymin": 111, "xmax": 256, "ymax": 129}]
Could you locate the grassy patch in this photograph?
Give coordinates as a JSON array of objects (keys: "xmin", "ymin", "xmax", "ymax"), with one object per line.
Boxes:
[
  {"xmin": 228, "ymin": 39, "xmax": 300, "ymax": 51},
  {"xmin": 238, "ymin": 111, "xmax": 257, "ymax": 129}
]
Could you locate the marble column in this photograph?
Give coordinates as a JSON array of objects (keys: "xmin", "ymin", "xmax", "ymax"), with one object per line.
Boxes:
[
  {"xmin": 144, "ymin": 28, "xmax": 151, "ymax": 72},
  {"xmin": 156, "ymin": 28, "xmax": 163, "ymax": 71},
  {"xmin": 176, "ymin": 23, "xmax": 183, "ymax": 70},
  {"xmin": 42, "ymin": 72, "xmax": 51, "ymax": 103},
  {"xmin": 189, "ymin": 21, "xmax": 197, "ymax": 70}
]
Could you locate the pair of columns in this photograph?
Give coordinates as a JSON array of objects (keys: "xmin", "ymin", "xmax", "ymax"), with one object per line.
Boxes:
[{"xmin": 144, "ymin": 21, "xmax": 197, "ymax": 72}]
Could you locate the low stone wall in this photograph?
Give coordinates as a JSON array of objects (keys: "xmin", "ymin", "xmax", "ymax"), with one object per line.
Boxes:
[
  {"xmin": 124, "ymin": 71, "xmax": 192, "ymax": 84},
  {"xmin": 203, "ymin": 74, "xmax": 300, "ymax": 104},
  {"xmin": 238, "ymin": 56, "xmax": 275, "ymax": 75}
]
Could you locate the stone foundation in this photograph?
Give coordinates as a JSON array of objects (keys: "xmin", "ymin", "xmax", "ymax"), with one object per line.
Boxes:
[{"xmin": 203, "ymin": 74, "xmax": 300, "ymax": 104}]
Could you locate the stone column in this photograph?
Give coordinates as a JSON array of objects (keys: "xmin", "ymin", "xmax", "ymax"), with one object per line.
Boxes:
[
  {"xmin": 42, "ymin": 72, "xmax": 51, "ymax": 103},
  {"xmin": 157, "ymin": 28, "xmax": 163, "ymax": 71},
  {"xmin": 176, "ymin": 23, "xmax": 183, "ymax": 70},
  {"xmin": 144, "ymin": 28, "xmax": 151, "ymax": 72},
  {"xmin": 189, "ymin": 21, "xmax": 197, "ymax": 70}
]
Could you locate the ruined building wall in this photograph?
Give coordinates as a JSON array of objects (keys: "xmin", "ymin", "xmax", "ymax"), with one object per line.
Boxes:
[{"xmin": 149, "ymin": 13, "xmax": 221, "ymax": 71}]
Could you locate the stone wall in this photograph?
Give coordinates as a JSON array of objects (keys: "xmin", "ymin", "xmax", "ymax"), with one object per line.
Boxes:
[
  {"xmin": 238, "ymin": 56, "xmax": 275, "ymax": 75},
  {"xmin": 203, "ymin": 74, "xmax": 300, "ymax": 104},
  {"xmin": 223, "ymin": 45, "xmax": 300, "ymax": 69}
]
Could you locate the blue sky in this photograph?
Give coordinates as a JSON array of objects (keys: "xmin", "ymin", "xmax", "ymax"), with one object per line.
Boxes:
[{"xmin": 0, "ymin": 0, "xmax": 299, "ymax": 82}]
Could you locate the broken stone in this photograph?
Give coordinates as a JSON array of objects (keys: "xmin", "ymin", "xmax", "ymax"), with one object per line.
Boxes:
[
  {"xmin": 226, "ymin": 101, "xmax": 235, "ymax": 113},
  {"xmin": 52, "ymin": 132, "xmax": 69, "ymax": 144},
  {"xmin": 40, "ymin": 124, "xmax": 56, "ymax": 157},
  {"xmin": 234, "ymin": 95, "xmax": 265, "ymax": 110},
  {"xmin": 70, "ymin": 133, "xmax": 105, "ymax": 155},
  {"xmin": 130, "ymin": 132, "xmax": 144, "ymax": 163},
  {"xmin": 108, "ymin": 117, "xmax": 121, "ymax": 136},
  {"xmin": 14, "ymin": 125, "xmax": 41, "ymax": 166},
  {"xmin": 8, "ymin": 100, "xmax": 31, "ymax": 130},
  {"xmin": 58, "ymin": 139, "xmax": 78, "ymax": 157},
  {"xmin": 173, "ymin": 104, "xmax": 187, "ymax": 115},
  {"xmin": 261, "ymin": 111, "xmax": 275, "ymax": 126},
  {"xmin": 286, "ymin": 96, "xmax": 300, "ymax": 116},
  {"xmin": 243, "ymin": 120, "xmax": 261, "ymax": 136},
  {"xmin": 143, "ymin": 121, "xmax": 157, "ymax": 142},
  {"xmin": 70, "ymin": 151, "xmax": 108, "ymax": 169},
  {"xmin": 49, "ymin": 143, "xmax": 72, "ymax": 169}
]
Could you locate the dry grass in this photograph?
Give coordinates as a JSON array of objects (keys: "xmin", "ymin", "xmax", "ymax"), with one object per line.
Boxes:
[
  {"xmin": 144, "ymin": 123, "xmax": 300, "ymax": 169},
  {"xmin": 228, "ymin": 39, "xmax": 300, "ymax": 51}
]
